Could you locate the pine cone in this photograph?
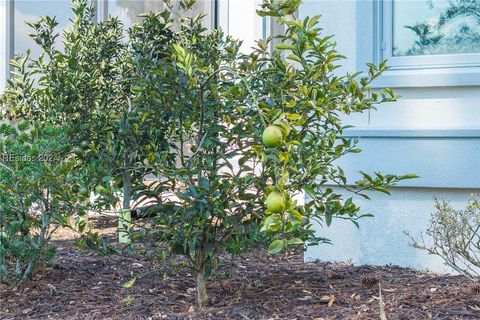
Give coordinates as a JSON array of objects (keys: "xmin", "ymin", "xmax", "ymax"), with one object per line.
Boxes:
[{"xmin": 361, "ymin": 276, "xmax": 380, "ymax": 287}]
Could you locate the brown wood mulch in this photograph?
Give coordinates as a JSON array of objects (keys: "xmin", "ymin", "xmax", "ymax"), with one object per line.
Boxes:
[{"xmin": 1, "ymin": 215, "xmax": 480, "ymax": 320}]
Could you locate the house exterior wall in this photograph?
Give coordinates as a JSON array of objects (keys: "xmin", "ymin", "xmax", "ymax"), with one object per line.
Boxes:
[
  {"xmin": 304, "ymin": 186, "xmax": 475, "ymax": 273},
  {"xmin": 300, "ymin": 0, "xmax": 480, "ymax": 273}
]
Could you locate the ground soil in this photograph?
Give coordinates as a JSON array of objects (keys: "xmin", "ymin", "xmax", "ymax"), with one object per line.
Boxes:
[{"xmin": 2, "ymin": 215, "xmax": 480, "ymax": 320}]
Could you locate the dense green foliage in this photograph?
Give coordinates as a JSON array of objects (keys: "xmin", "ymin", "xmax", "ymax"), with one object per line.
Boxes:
[
  {"xmin": 0, "ymin": 0, "xmax": 164, "ymax": 281},
  {"xmin": 0, "ymin": 121, "xmax": 78, "ymax": 283},
  {"xmin": 0, "ymin": 0, "xmax": 417, "ymax": 307},
  {"xmin": 128, "ymin": 0, "xmax": 416, "ymax": 307}
]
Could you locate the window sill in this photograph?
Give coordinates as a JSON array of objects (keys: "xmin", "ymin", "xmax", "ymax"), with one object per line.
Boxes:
[
  {"xmin": 371, "ymin": 66, "xmax": 480, "ymax": 88},
  {"xmin": 343, "ymin": 127, "xmax": 480, "ymax": 138}
]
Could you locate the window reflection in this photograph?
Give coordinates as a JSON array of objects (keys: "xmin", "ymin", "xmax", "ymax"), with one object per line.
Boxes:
[{"xmin": 393, "ymin": 0, "xmax": 480, "ymax": 56}]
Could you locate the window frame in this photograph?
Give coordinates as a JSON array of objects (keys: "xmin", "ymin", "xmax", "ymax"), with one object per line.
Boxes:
[
  {"xmin": 370, "ymin": 0, "xmax": 480, "ymax": 88},
  {"xmin": 381, "ymin": 0, "xmax": 480, "ymax": 70},
  {"xmin": 217, "ymin": 0, "xmax": 272, "ymax": 51},
  {"xmin": 2, "ymin": 0, "xmax": 13, "ymax": 87}
]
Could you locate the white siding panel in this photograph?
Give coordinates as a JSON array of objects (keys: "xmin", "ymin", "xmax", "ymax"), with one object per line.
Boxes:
[
  {"xmin": 395, "ymin": 87, "xmax": 480, "ymax": 100},
  {"xmin": 300, "ymin": 0, "xmax": 480, "ymax": 272},
  {"xmin": 370, "ymin": 98, "xmax": 480, "ymax": 129},
  {"xmin": 339, "ymin": 110, "xmax": 370, "ymax": 128},
  {"xmin": 335, "ymin": 136, "xmax": 480, "ymax": 189}
]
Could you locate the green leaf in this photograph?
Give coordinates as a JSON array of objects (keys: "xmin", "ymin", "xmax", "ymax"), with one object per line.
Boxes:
[
  {"xmin": 400, "ymin": 173, "xmax": 420, "ymax": 180},
  {"xmin": 287, "ymin": 238, "xmax": 303, "ymax": 245},
  {"xmin": 307, "ymin": 15, "xmax": 321, "ymax": 29},
  {"xmin": 373, "ymin": 186, "xmax": 390, "ymax": 195},
  {"xmin": 268, "ymin": 240, "xmax": 284, "ymax": 254},
  {"xmin": 122, "ymin": 276, "xmax": 137, "ymax": 288},
  {"xmin": 286, "ymin": 54, "xmax": 302, "ymax": 63},
  {"xmin": 276, "ymin": 43, "xmax": 296, "ymax": 51},
  {"xmin": 304, "ymin": 186, "xmax": 317, "ymax": 199},
  {"xmin": 325, "ymin": 213, "xmax": 332, "ymax": 227}
]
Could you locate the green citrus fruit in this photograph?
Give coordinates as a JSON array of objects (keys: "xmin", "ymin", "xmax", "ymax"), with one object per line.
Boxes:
[
  {"xmin": 273, "ymin": 119, "xmax": 291, "ymax": 138},
  {"xmin": 266, "ymin": 191, "xmax": 286, "ymax": 213},
  {"xmin": 79, "ymin": 186, "xmax": 89, "ymax": 197},
  {"xmin": 80, "ymin": 140, "xmax": 89, "ymax": 149},
  {"xmin": 73, "ymin": 147, "xmax": 84, "ymax": 156},
  {"xmin": 262, "ymin": 126, "xmax": 283, "ymax": 148}
]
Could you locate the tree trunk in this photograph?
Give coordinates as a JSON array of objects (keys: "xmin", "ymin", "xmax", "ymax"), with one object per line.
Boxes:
[
  {"xmin": 119, "ymin": 160, "xmax": 132, "ymax": 244},
  {"xmin": 196, "ymin": 269, "xmax": 209, "ymax": 308},
  {"xmin": 122, "ymin": 162, "xmax": 132, "ymax": 211}
]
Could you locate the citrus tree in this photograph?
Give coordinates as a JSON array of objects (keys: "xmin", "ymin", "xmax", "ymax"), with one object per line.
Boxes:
[
  {"xmin": 253, "ymin": 2, "xmax": 418, "ymax": 250},
  {"xmin": 132, "ymin": 0, "xmax": 416, "ymax": 307},
  {"xmin": 0, "ymin": 0, "xmax": 173, "ymax": 244}
]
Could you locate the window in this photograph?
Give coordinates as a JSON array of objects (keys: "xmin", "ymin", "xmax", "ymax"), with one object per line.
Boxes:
[
  {"xmin": 218, "ymin": 0, "xmax": 267, "ymax": 53},
  {"xmin": 14, "ymin": 0, "xmax": 72, "ymax": 57},
  {"xmin": 392, "ymin": 1, "xmax": 480, "ymax": 56},
  {"xmin": 105, "ymin": 0, "xmax": 268, "ymax": 53},
  {"xmin": 369, "ymin": 0, "xmax": 480, "ymax": 87},
  {"xmin": 1, "ymin": 0, "xmax": 6, "ymax": 89},
  {"xmin": 0, "ymin": 0, "xmax": 270, "ymax": 89},
  {"xmin": 107, "ymin": 0, "xmax": 213, "ymax": 30},
  {"xmin": 1, "ymin": 0, "xmax": 87, "ymax": 90},
  {"xmin": 107, "ymin": 1, "xmax": 166, "ymax": 28},
  {"xmin": 381, "ymin": 0, "xmax": 480, "ymax": 70}
]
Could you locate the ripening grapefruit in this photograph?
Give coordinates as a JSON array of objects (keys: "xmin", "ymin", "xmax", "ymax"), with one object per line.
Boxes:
[
  {"xmin": 262, "ymin": 126, "xmax": 283, "ymax": 148},
  {"xmin": 273, "ymin": 119, "xmax": 291, "ymax": 138},
  {"xmin": 266, "ymin": 191, "xmax": 286, "ymax": 213}
]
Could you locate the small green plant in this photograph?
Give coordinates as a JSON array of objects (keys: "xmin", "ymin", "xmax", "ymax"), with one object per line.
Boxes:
[
  {"xmin": 0, "ymin": 0, "xmax": 417, "ymax": 307},
  {"xmin": 0, "ymin": 121, "xmax": 80, "ymax": 284}
]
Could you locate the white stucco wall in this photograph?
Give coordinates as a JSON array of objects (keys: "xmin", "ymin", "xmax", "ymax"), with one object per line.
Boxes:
[
  {"xmin": 300, "ymin": 1, "xmax": 480, "ymax": 273},
  {"xmin": 304, "ymin": 187, "xmax": 474, "ymax": 273}
]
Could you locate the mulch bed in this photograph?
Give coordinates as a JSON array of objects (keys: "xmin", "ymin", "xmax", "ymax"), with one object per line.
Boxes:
[{"xmin": 2, "ymin": 215, "xmax": 480, "ymax": 320}]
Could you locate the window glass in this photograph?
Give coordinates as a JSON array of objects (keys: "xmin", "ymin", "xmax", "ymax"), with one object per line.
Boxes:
[
  {"xmin": 393, "ymin": 0, "xmax": 480, "ymax": 56},
  {"xmin": 108, "ymin": 0, "xmax": 210, "ymax": 29},
  {"xmin": 0, "ymin": 0, "xmax": 6, "ymax": 89},
  {"xmin": 108, "ymin": 0, "xmax": 165, "ymax": 28},
  {"xmin": 14, "ymin": 0, "xmax": 72, "ymax": 57},
  {"xmin": 226, "ymin": 0, "xmax": 264, "ymax": 52}
]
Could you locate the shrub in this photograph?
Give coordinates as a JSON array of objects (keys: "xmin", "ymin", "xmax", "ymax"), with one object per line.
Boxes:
[
  {"xmin": 0, "ymin": 121, "xmax": 80, "ymax": 284},
  {"xmin": 0, "ymin": 0, "xmax": 174, "ymax": 244},
  {"xmin": 132, "ymin": 0, "xmax": 416, "ymax": 307},
  {"xmin": 408, "ymin": 196, "xmax": 480, "ymax": 279}
]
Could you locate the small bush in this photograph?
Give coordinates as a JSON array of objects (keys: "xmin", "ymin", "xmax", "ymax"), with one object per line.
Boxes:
[
  {"xmin": 408, "ymin": 196, "xmax": 480, "ymax": 279},
  {"xmin": 0, "ymin": 121, "xmax": 81, "ymax": 284}
]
